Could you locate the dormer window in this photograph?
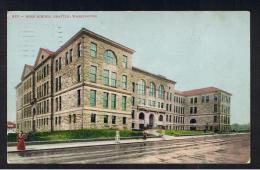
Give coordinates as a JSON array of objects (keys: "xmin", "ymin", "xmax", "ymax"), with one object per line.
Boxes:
[{"xmin": 41, "ymin": 55, "xmax": 44, "ymax": 60}]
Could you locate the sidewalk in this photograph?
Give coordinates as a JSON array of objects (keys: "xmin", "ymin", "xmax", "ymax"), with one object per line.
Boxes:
[{"xmin": 8, "ymin": 137, "xmax": 163, "ymax": 152}]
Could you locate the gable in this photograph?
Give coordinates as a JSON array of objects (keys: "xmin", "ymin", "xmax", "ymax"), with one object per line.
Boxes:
[
  {"xmin": 34, "ymin": 48, "xmax": 54, "ymax": 67},
  {"xmin": 21, "ymin": 64, "xmax": 33, "ymax": 80}
]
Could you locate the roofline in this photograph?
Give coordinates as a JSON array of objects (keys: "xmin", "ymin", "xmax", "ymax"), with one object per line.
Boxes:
[
  {"xmin": 132, "ymin": 66, "xmax": 176, "ymax": 84},
  {"xmin": 54, "ymin": 28, "xmax": 135, "ymax": 55},
  {"xmin": 175, "ymin": 87, "xmax": 232, "ymax": 97},
  {"xmin": 15, "ymin": 82, "xmax": 22, "ymax": 89}
]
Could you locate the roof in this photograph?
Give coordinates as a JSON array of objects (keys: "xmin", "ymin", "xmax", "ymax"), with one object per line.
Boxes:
[
  {"xmin": 54, "ymin": 28, "xmax": 135, "ymax": 55},
  {"xmin": 7, "ymin": 121, "xmax": 16, "ymax": 128},
  {"xmin": 175, "ymin": 87, "xmax": 232, "ymax": 96},
  {"xmin": 132, "ymin": 66, "xmax": 176, "ymax": 84},
  {"xmin": 40, "ymin": 48, "xmax": 55, "ymax": 56}
]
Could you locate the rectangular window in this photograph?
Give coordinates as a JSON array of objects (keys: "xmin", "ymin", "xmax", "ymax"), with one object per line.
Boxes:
[
  {"xmin": 103, "ymin": 92, "xmax": 108, "ymax": 108},
  {"xmin": 55, "ymin": 117, "xmax": 57, "ymax": 125},
  {"xmin": 202, "ymin": 96, "xmax": 205, "ymax": 103},
  {"xmin": 55, "ymin": 59, "xmax": 58, "ymax": 72},
  {"xmin": 132, "ymin": 97, "xmax": 135, "ymax": 106},
  {"xmin": 77, "ymin": 43, "xmax": 82, "ymax": 57},
  {"xmin": 47, "ymin": 100, "xmax": 49, "ymax": 112},
  {"xmin": 132, "ymin": 82, "xmax": 135, "ymax": 92},
  {"xmin": 59, "ymin": 96, "xmax": 62, "ymax": 110},
  {"xmin": 122, "ymin": 96, "xmax": 127, "ymax": 111},
  {"xmin": 91, "ymin": 113, "xmax": 96, "ymax": 123},
  {"xmin": 59, "ymin": 116, "xmax": 61, "ymax": 125},
  {"xmin": 90, "ymin": 90, "xmax": 96, "ymax": 107},
  {"xmin": 214, "ymin": 95, "xmax": 218, "ymax": 101},
  {"xmin": 65, "ymin": 52, "xmax": 69, "ymax": 65},
  {"xmin": 59, "ymin": 76, "xmax": 62, "ymax": 90},
  {"xmin": 194, "ymin": 107, "xmax": 197, "ymax": 113},
  {"xmin": 194, "ymin": 97, "xmax": 197, "ymax": 103},
  {"xmin": 103, "ymin": 69, "xmax": 109, "ymax": 85},
  {"xmin": 121, "ymin": 75, "xmax": 127, "ymax": 89},
  {"xmin": 122, "ymin": 55, "xmax": 128, "ymax": 68},
  {"xmin": 190, "ymin": 98, "xmax": 193, "ymax": 104},
  {"xmin": 89, "ymin": 65, "xmax": 97, "ymax": 83},
  {"xmin": 123, "ymin": 117, "xmax": 126, "ymax": 124},
  {"xmin": 77, "ymin": 65, "xmax": 82, "ymax": 82},
  {"xmin": 132, "ymin": 110, "xmax": 135, "ymax": 119},
  {"xmin": 55, "ymin": 98, "xmax": 58, "ymax": 111},
  {"xmin": 111, "ymin": 94, "xmax": 116, "ymax": 110},
  {"xmin": 77, "ymin": 89, "xmax": 81, "ymax": 106},
  {"xmin": 214, "ymin": 116, "xmax": 217, "ymax": 123},
  {"xmin": 104, "ymin": 115, "xmax": 108, "ymax": 124},
  {"xmin": 190, "ymin": 107, "xmax": 193, "ymax": 114},
  {"xmin": 69, "ymin": 49, "xmax": 73, "ymax": 63},
  {"xmin": 112, "ymin": 115, "xmax": 116, "ymax": 124},
  {"xmin": 55, "ymin": 78, "xmax": 58, "ymax": 92},
  {"xmin": 111, "ymin": 72, "xmax": 117, "ymax": 87},
  {"xmin": 73, "ymin": 114, "xmax": 76, "ymax": 123},
  {"xmin": 90, "ymin": 42, "xmax": 97, "ymax": 57},
  {"xmin": 214, "ymin": 104, "xmax": 217, "ymax": 112},
  {"xmin": 206, "ymin": 96, "xmax": 209, "ymax": 103},
  {"xmin": 59, "ymin": 57, "xmax": 61, "ymax": 70}
]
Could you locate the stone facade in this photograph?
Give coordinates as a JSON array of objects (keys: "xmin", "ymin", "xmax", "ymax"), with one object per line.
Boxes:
[{"xmin": 15, "ymin": 28, "xmax": 231, "ymax": 133}]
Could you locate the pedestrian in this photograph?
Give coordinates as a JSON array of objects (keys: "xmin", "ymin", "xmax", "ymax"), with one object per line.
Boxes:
[{"xmin": 17, "ymin": 131, "xmax": 26, "ymax": 151}]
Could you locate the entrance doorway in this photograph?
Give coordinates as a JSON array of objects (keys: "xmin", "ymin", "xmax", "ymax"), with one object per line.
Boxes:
[{"xmin": 148, "ymin": 114, "xmax": 154, "ymax": 128}]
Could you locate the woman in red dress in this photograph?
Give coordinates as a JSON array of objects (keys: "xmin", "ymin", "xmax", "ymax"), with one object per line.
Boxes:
[{"xmin": 17, "ymin": 131, "xmax": 26, "ymax": 151}]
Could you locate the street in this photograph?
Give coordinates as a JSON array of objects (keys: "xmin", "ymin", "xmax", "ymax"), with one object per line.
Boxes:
[{"xmin": 7, "ymin": 133, "xmax": 250, "ymax": 164}]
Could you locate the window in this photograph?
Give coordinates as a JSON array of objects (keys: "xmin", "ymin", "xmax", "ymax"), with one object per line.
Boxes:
[
  {"xmin": 55, "ymin": 78, "xmax": 58, "ymax": 92},
  {"xmin": 194, "ymin": 97, "xmax": 197, "ymax": 103},
  {"xmin": 122, "ymin": 96, "xmax": 127, "ymax": 111},
  {"xmin": 73, "ymin": 114, "xmax": 76, "ymax": 123},
  {"xmin": 122, "ymin": 55, "xmax": 128, "ymax": 68},
  {"xmin": 104, "ymin": 50, "xmax": 116, "ymax": 65},
  {"xmin": 103, "ymin": 92, "xmax": 108, "ymax": 108},
  {"xmin": 55, "ymin": 98, "xmax": 58, "ymax": 111},
  {"xmin": 194, "ymin": 107, "xmax": 197, "ymax": 113},
  {"xmin": 59, "ymin": 96, "xmax": 62, "ymax": 110},
  {"xmin": 121, "ymin": 75, "xmax": 127, "ymax": 89},
  {"xmin": 103, "ymin": 69, "xmax": 109, "ymax": 85},
  {"xmin": 111, "ymin": 72, "xmax": 117, "ymax": 87},
  {"xmin": 89, "ymin": 65, "xmax": 97, "ymax": 83},
  {"xmin": 202, "ymin": 96, "xmax": 205, "ymax": 103},
  {"xmin": 214, "ymin": 95, "xmax": 218, "ymax": 101},
  {"xmin": 138, "ymin": 79, "xmax": 145, "ymax": 95},
  {"xmin": 132, "ymin": 82, "xmax": 135, "ymax": 92},
  {"xmin": 65, "ymin": 52, "xmax": 69, "ymax": 65},
  {"xmin": 55, "ymin": 59, "xmax": 58, "ymax": 72},
  {"xmin": 55, "ymin": 117, "xmax": 57, "ymax": 125},
  {"xmin": 111, "ymin": 94, "xmax": 116, "ymax": 109},
  {"xmin": 123, "ymin": 117, "xmax": 127, "ymax": 124},
  {"xmin": 59, "ymin": 57, "xmax": 61, "ymax": 70},
  {"xmin": 214, "ymin": 116, "xmax": 217, "ymax": 123},
  {"xmin": 104, "ymin": 115, "xmax": 108, "ymax": 124},
  {"xmin": 190, "ymin": 98, "xmax": 193, "ymax": 104},
  {"xmin": 112, "ymin": 115, "xmax": 116, "ymax": 124},
  {"xmin": 190, "ymin": 107, "xmax": 193, "ymax": 114},
  {"xmin": 59, "ymin": 116, "xmax": 61, "ymax": 125},
  {"xmin": 59, "ymin": 76, "xmax": 61, "ymax": 90},
  {"xmin": 159, "ymin": 115, "xmax": 163, "ymax": 121},
  {"xmin": 77, "ymin": 43, "xmax": 82, "ymax": 57},
  {"xmin": 90, "ymin": 42, "xmax": 97, "ymax": 57},
  {"xmin": 214, "ymin": 104, "xmax": 217, "ymax": 112},
  {"xmin": 91, "ymin": 113, "xmax": 96, "ymax": 123},
  {"xmin": 69, "ymin": 49, "xmax": 73, "ymax": 63},
  {"xmin": 69, "ymin": 115, "xmax": 71, "ymax": 123},
  {"xmin": 77, "ymin": 89, "xmax": 81, "ymax": 106},
  {"xmin": 132, "ymin": 97, "xmax": 135, "ymax": 106},
  {"xmin": 77, "ymin": 65, "xmax": 82, "ymax": 82},
  {"xmin": 90, "ymin": 90, "xmax": 96, "ymax": 107},
  {"xmin": 206, "ymin": 96, "xmax": 209, "ymax": 103},
  {"xmin": 158, "ymin": 85, "xmax": 164, "ymax": 99},
  {"xmin": 132, "ymin": 110, "xmax": 135, "ymax": 119},
  {"xmin": 149, "ymin": 82, "xmax": 155, "ymax": 97}
]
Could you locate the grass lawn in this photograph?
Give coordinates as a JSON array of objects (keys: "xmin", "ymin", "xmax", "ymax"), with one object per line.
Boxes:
[
  {"xmin": 8, "ymin": 129, "xmax": 143, "ymax": 142},
  {"xmin": 157, "ymin": 129, "xmax": 212, "ymax": 136}
]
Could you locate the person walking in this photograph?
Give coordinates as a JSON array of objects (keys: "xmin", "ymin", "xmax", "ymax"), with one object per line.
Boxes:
[{"xmin": 17, "ymin": 131, "xmax": 26, "ymax": 151}]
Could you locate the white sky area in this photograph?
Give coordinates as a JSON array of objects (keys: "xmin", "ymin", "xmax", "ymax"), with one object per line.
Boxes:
[{"xmin": 7, "ymin": 11, "xmax": 250, "ymax": 124}]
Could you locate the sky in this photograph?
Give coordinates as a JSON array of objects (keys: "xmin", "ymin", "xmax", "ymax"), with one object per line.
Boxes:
[{"xmin": 7, "ymin": 11, "xmax": 250, "ymax": 124}]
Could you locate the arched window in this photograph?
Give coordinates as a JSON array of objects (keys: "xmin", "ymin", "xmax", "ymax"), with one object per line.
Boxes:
[
  {"xmin": 138, "ymin": 79, "xmax": 146, "ymax": 95},
  {"xmin": 139, "ymin": 112, "xmax": 145, "ymax": 120},
  {"xmin": 190, "ymin": 119, "xmax": 196, "ymax": 124},
  {"xmin": 158, "ymin": 85, "xmax": 164, "ymax": 99},
  {"xmin": 159, "ymin": 115, "xmax": 163, "ymax": 121},
  {"xmin": 104, "ymin": 50, "xmax": 117, "ymax": 65},
  {"xmin": 149, "ymin": 82, "xmax": 155, "ymax": 97}
]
